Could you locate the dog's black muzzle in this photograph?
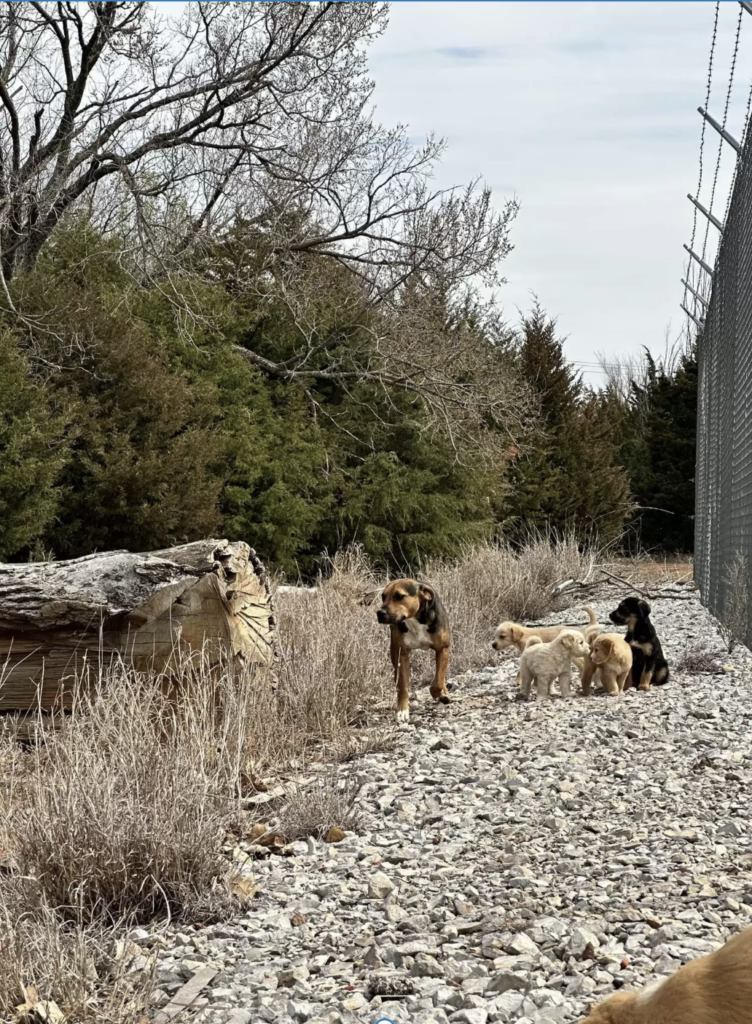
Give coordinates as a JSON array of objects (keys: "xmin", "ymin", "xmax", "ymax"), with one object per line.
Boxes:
[
  {"xmin": 377, "ymin": 608, "xmax": 405, "ymax": 625},
  {"xmin": 609, "ymin": 609, "xmax": 627, "ymax": 625}
]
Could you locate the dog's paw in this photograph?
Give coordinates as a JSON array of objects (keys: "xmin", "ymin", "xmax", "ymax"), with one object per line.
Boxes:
[
  {"xmin": 396, "ymin": 708, "xmax": 410, "ymax": 724},
  {"xmin": 439, "ymin": 694, "xmax": 450, "ymax": 705}
]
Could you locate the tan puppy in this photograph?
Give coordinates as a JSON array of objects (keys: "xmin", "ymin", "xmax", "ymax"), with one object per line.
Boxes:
[
  {"xmin": 492, "ymin": 606, "xmax": 599, "ymax": 654},
  {"xmin": 580, "ymin": 924, "xmax": 752, "ymax": 1024},
  {"xmin": 519, "ymin": 629, "xmax": 591, "ymax": 700},
  {"xmin": 581, "ymin": 632, "xmax": 633, "ymax": 696}
]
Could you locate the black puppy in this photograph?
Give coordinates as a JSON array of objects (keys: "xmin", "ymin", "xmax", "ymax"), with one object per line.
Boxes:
[{"xmin": 609, "ymin": 597, "xmax": 669, "ymax": 691}]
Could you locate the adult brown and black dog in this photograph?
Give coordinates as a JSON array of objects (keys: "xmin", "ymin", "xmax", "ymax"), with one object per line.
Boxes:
[
  {"xmin": 580, "ymin": 924, "xmax": 752, "ymax": 1024},
  {"xmin": 376, "ymin": 579, "xmax": 450, "ymax": 723}
]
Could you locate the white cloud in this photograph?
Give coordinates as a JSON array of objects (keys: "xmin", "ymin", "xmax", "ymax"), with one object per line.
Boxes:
[{"xmin": 368, "ymin": 1, "xmax": 751, "ymax": 383}]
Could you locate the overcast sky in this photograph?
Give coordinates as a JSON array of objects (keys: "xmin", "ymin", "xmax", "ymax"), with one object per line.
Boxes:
[{"xmin": 368, "ymin": 2, "xmax": 752, "ymax": 384}]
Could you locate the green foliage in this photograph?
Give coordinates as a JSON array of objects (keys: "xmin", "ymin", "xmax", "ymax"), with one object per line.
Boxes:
[
  {"xmin": 504, "ymin": 308, "xmax": 631, "ymax": 545},
  {"xmin": 1, "ymin": 224, "xmax": 501, "ymax": 572},
  {"xmin": 10, "ymin": 234, "xmax": 223, "ymax": 556},
  {"xmin": 0, "ymin": 332, "xmax": 67, "ymax": 559},
  {"xmin": 2, "ymin": 221, "xmax": 695, "ymax": 571},
  {"xmin": 617, "ymin": 349, "xmax": 698, "ymax": 552}
]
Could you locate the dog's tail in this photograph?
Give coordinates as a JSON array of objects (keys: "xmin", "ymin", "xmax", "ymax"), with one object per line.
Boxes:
[
  {"xmin": 523, "ymin": 636, "xmax": 543, "ymax": 650},
  {"xmin": 581, "ymin": 606, "xmax": 597, "ymax": 624}
]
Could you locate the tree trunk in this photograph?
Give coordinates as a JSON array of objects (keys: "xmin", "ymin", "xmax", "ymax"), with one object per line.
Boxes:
[{"xmin": 0, "ymin": 539, "xmax": 276, "ymax": 711}]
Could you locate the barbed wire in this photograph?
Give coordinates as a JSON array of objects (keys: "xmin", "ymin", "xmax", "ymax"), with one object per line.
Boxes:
[
  {"xmin": 682, "ymin": 2, "xmax": 752, "ymax": 334},
  {"xmin": 684, "ymin": 1, "xmax": 720, "ymax": 322},
  {"xmin": 700, "ymin": 3, "xmax": 743, "ymax": 265},
  {"xmin": 721, "ymin": 70, "xmax": 752, "ymax": 231}
]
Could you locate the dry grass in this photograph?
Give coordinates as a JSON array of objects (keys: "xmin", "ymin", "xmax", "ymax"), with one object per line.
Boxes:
[
  {"xmin": 425, "ymin": 535, "xmax": 595, "ymax": 674},
  {"xmin": 274, "ymin": 548, "xmax": 392, "ymax": 741},
  {"xmin": 277, "ymin": 770, "xmax": 364, "ymax": 842},
  {"xmin": 0, "ymin": 657, "xmax": 273, "ymax": 1021},
  {"xmin": 678, "ymin": 646, "xmax": 724, "ymax": 675}
]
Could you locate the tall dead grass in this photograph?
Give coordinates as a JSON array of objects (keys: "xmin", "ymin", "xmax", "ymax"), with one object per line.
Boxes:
[{"xmin": 425, "ymin": 535, "xmax": 595, "ymax": 673}]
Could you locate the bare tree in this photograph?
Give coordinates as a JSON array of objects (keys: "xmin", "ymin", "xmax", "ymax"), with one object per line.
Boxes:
[
  {"xmin": 0, "ymin": 2, "xmax": 514, "ymax": 286},
  {"xmin": 0, "ymin": 1, "xmax": 522, "ymax": 449}
]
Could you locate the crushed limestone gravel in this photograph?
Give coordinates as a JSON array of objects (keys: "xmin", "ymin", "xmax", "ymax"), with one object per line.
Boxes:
[{"xmin": 142, "ymin": 591, "xmax": 752, "ymax": 1024}]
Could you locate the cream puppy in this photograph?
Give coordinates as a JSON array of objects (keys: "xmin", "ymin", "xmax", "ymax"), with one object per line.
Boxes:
[{"xmin": 519, "ymin": 629, "xmax": 591, "ymax": 700}]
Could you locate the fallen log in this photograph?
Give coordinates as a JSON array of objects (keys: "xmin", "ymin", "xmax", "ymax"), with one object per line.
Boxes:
[{"xmin": 0, "ymin": 539, "xmax": 275, "ymax": 711}]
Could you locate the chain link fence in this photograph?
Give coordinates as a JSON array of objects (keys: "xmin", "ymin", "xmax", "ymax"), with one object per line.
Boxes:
[{"xmin": 695, "ymin": 126, "xmax": 752, "ymax": 643}]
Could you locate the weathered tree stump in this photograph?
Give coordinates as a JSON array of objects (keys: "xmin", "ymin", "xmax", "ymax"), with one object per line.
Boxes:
[{"xmin": 0, "ymin": 539, "xmax": 275, "ymax": 710}]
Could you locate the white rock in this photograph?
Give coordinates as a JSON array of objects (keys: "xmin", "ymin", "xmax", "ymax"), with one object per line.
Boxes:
[{"xmin": 369, "ymin": 870, "xmax": 396, "ymax": 899}]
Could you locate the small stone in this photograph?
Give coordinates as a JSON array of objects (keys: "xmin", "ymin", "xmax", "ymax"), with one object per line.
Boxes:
[
  {"xmin": 486, "ymin": 970, "xmax": 527, "ymax": 994},
  {"xmin": 449, "ymin": 1010, "xmax": 488, "ymax": 1024},
  {"xmin": 341, "ymin": 992, "xmax": 368, "ymax": 1011},
  {"xmin": 507, "ymin": 933, "xmax": 539, "ymax": 957},
  {"xmin": 718, "ymin": 822, "xmax": 744, "ymax": 837},
  {"xmin": 569, "ymin": 928, "xmax": 601, "ymax": 956},
  {"xmin": 369, "ymin": 871, "xmax": 396, "ymax": 899}
]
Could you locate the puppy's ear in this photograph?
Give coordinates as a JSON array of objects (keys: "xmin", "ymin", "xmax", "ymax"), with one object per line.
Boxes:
[
  {"xmin": 560, "ymin": 631, "xmax": 575, "ymax": 650},
  {"xmin": 638, "ymin": 600, "xmax": 651, "ymax": 616},
  {"xmin": 601, "ymin": 638, "xmax": 615, "ymax": 656},
  {"xmin": 418, "ymin": 584, "xmax": 435, "ymax": 607},
  {"xmin": 510, "ymin": 624, "xmax": 524, "ymax": 642}
]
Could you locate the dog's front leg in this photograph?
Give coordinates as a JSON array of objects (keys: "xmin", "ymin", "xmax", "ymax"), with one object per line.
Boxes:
[
  {"xmin": 580, "ymin": 655, "xmax": 596, "ymax": 697},
  {"xmin": 558, "ymin": 668, "xmax": 572, "ymax": 698},
  {"xmin": 638, "ymin": 667, "xmax": 654, "ymax": 692},
  {"xmin": 429, "ymin": 646, "xmax": 451, "ymax": 705},
  {"xmin": 396, "ymin": 649, "xmax": 411, "ymax": 722}
]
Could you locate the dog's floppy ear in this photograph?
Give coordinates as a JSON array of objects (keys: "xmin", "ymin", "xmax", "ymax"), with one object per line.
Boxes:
[
  {"xmin": 638, "ymin": 599, "xmax": 651, "ymax": 616},
  {"xmin": 560, "ymin": 631, "xmax": 576, "ymax": 650},
  {"xmin": 599, "ymin": 637, "xmax": 615, "ymax": 656},
  {"xmin": 418, "ymin": 583, "xmax": 435, "ymax": 606}
]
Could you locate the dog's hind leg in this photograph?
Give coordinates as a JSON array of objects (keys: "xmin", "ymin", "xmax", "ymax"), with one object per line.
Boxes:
[
  {"xmin": 654, "ymin": 663, "xmax": 670, "ymax": 685},
  {"xmin": 429, "ymin": 646, "xmax": 451, "ymax": 705},
  {"xmin": 638, "ymin": 667, "xmax": 654, "ymax": 692},
  {"xmin": 616, "ymin": 669, "xmax": 629, "ymax": 693},
  {"xmin": 600, "ymin": 669, "xmax": 618, "ymax": 695},
  {"xmin": 536, "ymin": 675, "xmax": 552, "ymax": 700},
  {"xmin": 519, "ymin": 664, "xmax": 533, "ymax": 700}
]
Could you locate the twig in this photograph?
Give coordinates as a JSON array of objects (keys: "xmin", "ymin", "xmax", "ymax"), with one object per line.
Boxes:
[{"xmin": 596, "ymin": 566, "xmax": 648, "ymax": 597}]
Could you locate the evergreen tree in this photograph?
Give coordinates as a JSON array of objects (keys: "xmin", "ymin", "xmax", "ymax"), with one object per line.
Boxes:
[
  {"xmin": 3, "ymin": 224, "xmax": 506, "ymax": 573},
  {"xmin": 627, "ymin": 350, "xmax": 697, "ymax": 552},
  {"xmin": 505, "ymin": 307, "xmax": 631, "ymax": 544},
  {"xmin": 0, "ymin": 332, "xmax": 66, "ymax": 559}
]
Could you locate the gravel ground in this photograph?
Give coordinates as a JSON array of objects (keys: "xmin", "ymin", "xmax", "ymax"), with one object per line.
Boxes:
[{"xmin": 145, "ymin": 591, "xmax": 752, "ymax": 1024}]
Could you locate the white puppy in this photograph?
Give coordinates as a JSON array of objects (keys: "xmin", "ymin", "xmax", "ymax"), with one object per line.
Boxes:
[{"xmin": 518, "ymin": 629, "xmax": 591, "ymax": 700}]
